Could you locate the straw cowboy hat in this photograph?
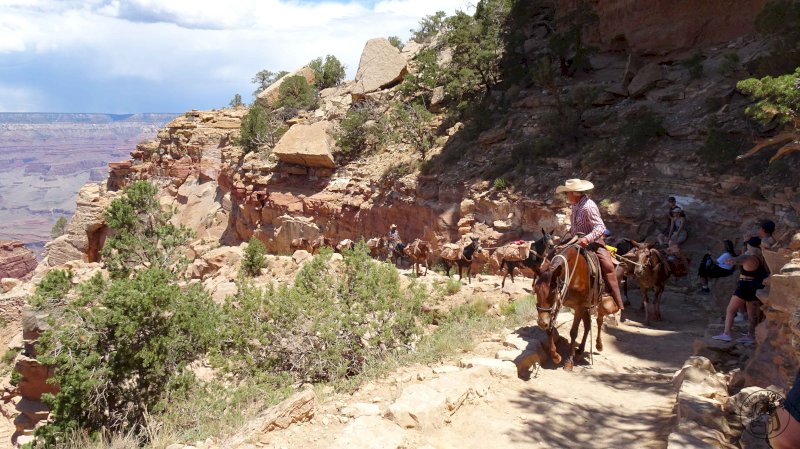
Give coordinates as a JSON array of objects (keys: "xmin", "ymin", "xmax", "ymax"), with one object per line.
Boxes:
[
  {"xmin": 555, "ymin": 178, "xmax": 595, "ymax": 194},
  {"xmin": 390, "ymin": 224, "xmax": 397, "ymax": 229}
]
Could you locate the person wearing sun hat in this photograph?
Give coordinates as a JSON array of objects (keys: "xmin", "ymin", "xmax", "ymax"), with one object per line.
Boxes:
[
  {"xmin": 388, "ymin": 223, "xmax": 404, "ymax": 252},
  {"xmin": 712, "ymin": 235, "xmax": 770, "ymax": 344},
  {"xmin": 556, "ymin": 178, "xmax": 625, "ymax": 315}
]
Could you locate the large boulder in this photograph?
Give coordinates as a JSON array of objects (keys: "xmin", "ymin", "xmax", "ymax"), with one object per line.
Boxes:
[
  {"xmin": 627, "ymin": 62, "xmax": 664, "ymax": 97},
  {"xmin": 255, "ymin": 66, "xmax": 316, "ymax": 108},
  {"xmin": 272, "ymin": 121, "xmax": 336, "ymax": 169},
  {"xmin": 351, "ymin": 38, "xmax": 408, "ymax": 101}
]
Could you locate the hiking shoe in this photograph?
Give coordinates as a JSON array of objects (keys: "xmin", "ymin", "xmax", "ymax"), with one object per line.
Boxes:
[
  {"xmin": 700, "ymin": 286, "xmax": 710, "ymax": 293},
  {"xmin": 736, "ymin": 334, "xmax": 755, "ymax": 344},
  {"xmin": 712, "ymin": 333, "xmax": 732, "ymax": 342}
]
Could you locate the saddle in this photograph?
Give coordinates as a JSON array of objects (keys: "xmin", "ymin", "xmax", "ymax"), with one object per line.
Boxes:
[{"xmin": 581, "ymin": 248, "xmax": 605, "ymax": 308}]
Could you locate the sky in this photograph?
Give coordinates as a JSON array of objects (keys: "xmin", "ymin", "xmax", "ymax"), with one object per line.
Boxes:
[{"xmin": 0, "ymin": 0, "xmax": 472, "ymax": 113}]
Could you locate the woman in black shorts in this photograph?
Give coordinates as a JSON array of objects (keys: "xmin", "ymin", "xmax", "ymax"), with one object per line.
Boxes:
[{"xmin": 712, "ymin": 236, "xmax": 769, "ymax": 343}]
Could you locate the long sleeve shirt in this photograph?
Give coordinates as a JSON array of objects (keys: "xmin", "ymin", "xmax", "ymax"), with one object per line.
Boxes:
[{"xmin": 569, "ymin": 195, "xmax": 607, "ymax": 244}]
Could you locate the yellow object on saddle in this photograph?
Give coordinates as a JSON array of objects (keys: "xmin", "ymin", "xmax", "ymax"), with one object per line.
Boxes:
[{"xmin": 604, "ymin": 244, "xmax": 618, "ymax": 255}]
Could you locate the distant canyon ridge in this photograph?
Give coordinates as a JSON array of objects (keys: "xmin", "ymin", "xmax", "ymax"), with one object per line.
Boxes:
[{"xmin": 0, "ymin": 113, "xmax": 178, "ymax": 255}]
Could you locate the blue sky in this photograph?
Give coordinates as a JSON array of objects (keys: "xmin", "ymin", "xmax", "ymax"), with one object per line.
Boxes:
[{"xmin": 0, "ymin": 0, "xmax": 471, "ymax": 113}]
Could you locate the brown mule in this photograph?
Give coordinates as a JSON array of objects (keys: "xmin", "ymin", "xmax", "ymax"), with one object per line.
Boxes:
[
  {"xmin": 631, "ymin": 242, "xmax": 672, "ymax": 325},
  {"xmin": 310, "ymin": 236, "xmax": 333, "ymax": 255},
  {"xmin": 404, "ymin": 239, "xmax": 430, "ymax": 276},
  {"xmin": 533, "ymin": 245, "xmax": 616, "ymax": 371}
]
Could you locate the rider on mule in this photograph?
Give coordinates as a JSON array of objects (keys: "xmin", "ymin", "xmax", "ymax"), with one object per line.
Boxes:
[
  {"xmin": 388, "ymin": 224, "xmax": 404, "ymax": 252},
  {"xmin": 557, "ymin": 179, "xmax": 626, "ymax": 316}
]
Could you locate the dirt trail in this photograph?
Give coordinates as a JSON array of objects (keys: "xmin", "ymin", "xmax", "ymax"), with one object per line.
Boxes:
[{"xmin": 256, "ymin": 274, "xmax": 710, "ymax": 449}]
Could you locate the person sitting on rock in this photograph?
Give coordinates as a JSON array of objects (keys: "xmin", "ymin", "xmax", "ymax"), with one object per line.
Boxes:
[
  {"xmin": 388, "ymin": 224, "xmax": 404, "ymax": 253},
  {"xmin": 712, "ymin": 236, "xmax": 769, "ymax": 344},
  {"xmin": 759, "ymin": 219, "xmax": 776, "ymax": 249},
  {"xmin": 697, "ymin": 239, "xmax": 738, "ymax": 293},
  {"xmin": 657, "ymin": 207, "xmax": 687, "ymax": 247}
]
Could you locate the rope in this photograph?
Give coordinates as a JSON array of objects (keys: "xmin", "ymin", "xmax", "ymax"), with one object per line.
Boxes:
[{"xmin": 616, "ymin": 254, "xmax": 644, "ymax": 268}]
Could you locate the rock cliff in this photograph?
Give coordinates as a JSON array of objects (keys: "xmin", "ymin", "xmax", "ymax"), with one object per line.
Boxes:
[{"xmin": 0, "ymin": 242, "xmax": 36, "ymax": 280}]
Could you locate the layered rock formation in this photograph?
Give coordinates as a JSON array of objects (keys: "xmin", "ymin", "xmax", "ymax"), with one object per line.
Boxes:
[{"xmin": 0, "ymin": 241, "xmax": 36, "ymax": 280}]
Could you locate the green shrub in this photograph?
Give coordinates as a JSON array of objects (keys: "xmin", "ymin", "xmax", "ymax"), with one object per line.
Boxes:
[
  {"xmin": 410, "ymin": 11, "xmax": 447, "ymax": 43},
  {"xmin": 29, "ymin": 269, "xmax": 73, "ymax": 309},
  {"xmin": 277, "ymin": 75, "xmax": 316, "ymax": 110},
  {"xmin": 500, "ymin": 295, "xmax": 537, "ymax": 323},
  {"xmin": 493, "ymin": 176, "xmax": 510, "ymax": 190},
  {"xmin": 391, "ymin": 103, "xmax": 435, "ymax": 159},
  {"xmin": 101, "ymin": 181, "xmax": 193, "ymax": 279},
  {"xmin": 216, "ymin": 244, "xmax": 423, "ymax": 383},
  {"xmin": 309, "ymin": 55, "xmax": 346, "ymax": 89},
  {"xmin": 737, "ymin": 67, "xmax": 800, "ymax": 125},
  {"xmin": 251, "ymin": 69, "xmax": 289, "ymax": 97},
  {"xmin": 334, "ymin": 104, "xmax": 388, "ymax": 160},
  {"xmin": 620, "ymin": 111, "xmax": 665, "ymax": 152},
  {"xmin": 682, "ymin": 53, "xmax": 705, "ymax": 79},
  {"xmin": 242, "ymin": 237, "xmax": 266, "ymax": 277},
  {"xmin": 381, "ymin": 161, "xmax": 416, "ymax": 181},
  {"xmin": 445, "ymin": 277, "xmax": 461, "ymax": 295},
  {"xmin": 228, "ymin": 93, "xmax": 244, "ymax": 108},
  {"xmin": 388, "ymin": 36, "xmax": 404, "ymax": 50},
  {"xmin": 447, "ymin": 298, "xmax": 489, "ymax": 323},
  {"xmin": 50, "ymin": 216, "xmax": 68, "ymax": 239},
  {"xmin": 238, "ymin": 104, "xmax": 286, "ymax": 154},
  {"xmin": 35, "ymin": 268, "xmax": 220, "ymax": 445}
]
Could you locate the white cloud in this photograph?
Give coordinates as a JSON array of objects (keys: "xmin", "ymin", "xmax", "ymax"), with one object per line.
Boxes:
[
  {"xmin": 0, "ymin": 0, "xmax": 474, "ymax": 111},
  {"xmin": 0, "ymin": 84, "xmax": 43, "ymax": 112}
]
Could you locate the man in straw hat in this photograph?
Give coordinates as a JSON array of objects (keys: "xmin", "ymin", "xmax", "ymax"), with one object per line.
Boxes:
[
  {"xmin": 388, "ymin": 224, "xmax": 404, "ymax": 252},
  {"xmin": 556, "ymin": 178, "xmax": 626, "ymax": 315}
]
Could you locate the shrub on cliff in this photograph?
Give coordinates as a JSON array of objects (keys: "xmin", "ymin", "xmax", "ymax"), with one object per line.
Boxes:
[
  {"xmin": 737, "ymin": 67, "xmax": 800, "ymax": 126},
  {"xmin": 238, "ymin": 104, "xmax": 286, "ymax": 154},
  {"xmin": 391, "ymin": 103, "xmax": 435, "ymax": 159},
  {"xmin": 35, "ymin": 268, "xmax": 220, "ymax": 446},
  {"xmin": 242, "ymin": 237, "xmax": 266, "ymax": 277},
  {"xmin": 29, "ymin": 268, "xmax": 73, "ymax": 309},
  {"xmin": 309, "ymin": 55, "xmax": 346, "ymax": 90},
  {"xmin": 334, "ymin": 102, "xmax": 388, "ymax": 160},
  {"xmin": 277, "ymin": 75, "xmax": 317, "ymax": 110},
  {"xmin": 101, "ymin": 181, "xmax": 193, "ymax": 279},
  {"xmin": 50, "ymin": 216, "xmax": 68, "ymax": 239},
  {"xmin": 215, "ymin": 244, "xmax": 424, "ymax": 383},
  {"xmin": 251, "ymin": 69, "xmax": 289, "ymax": 97}
]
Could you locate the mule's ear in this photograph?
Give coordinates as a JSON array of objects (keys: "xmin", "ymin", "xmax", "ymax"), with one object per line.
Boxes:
[
  {"xmin": 549, "ymin": 229, "xmax": 555, "ymax": 235},
  {"xmin": 542, "ymin": 228, "xmax": 546, "ymax": 236}
]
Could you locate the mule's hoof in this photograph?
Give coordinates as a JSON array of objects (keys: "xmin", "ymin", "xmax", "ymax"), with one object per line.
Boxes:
[
  {"xmin": 596, "ymin": 342, "xmax": 603, "ymax": 352},
  {"xmin": 552, "ymin": 354, "xmax": 562, "ymax": 365},
  {"xmin": 563, "ymin": 360, "xmax": 574, "ymax": 372}
]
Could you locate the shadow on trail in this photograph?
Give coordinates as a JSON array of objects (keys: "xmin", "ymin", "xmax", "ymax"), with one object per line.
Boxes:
[{"xmin": 506, "ymin": 387, "xmax": 672, "ymax": 449}]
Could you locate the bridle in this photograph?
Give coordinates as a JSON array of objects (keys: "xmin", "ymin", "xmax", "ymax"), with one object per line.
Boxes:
[{"xmin": 536, "ymin": 246, "xmax": 580, "ymax": 332}]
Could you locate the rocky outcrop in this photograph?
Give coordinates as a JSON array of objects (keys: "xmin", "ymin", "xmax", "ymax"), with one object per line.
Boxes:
[
  {"xmin": 0, "ymin": 241, "xmax": 36, "ymax": 280},
  {"xmin": 584, "ymin": 0, "xmax": 769, "ymax": 55},
  {"xmin": 255, "ymin": 66, "xmax": 316, "ymax": 109},
  {"xmin": 41, "ymin": 183, "xmax": 115, "ymax": 268},
  {"xmin": 351, "ymin": 38, "xmax": 408, "ymax": 101},
  {"xmin": 272, "ymin": 121, "xmax": 336, "ymax": 169}
]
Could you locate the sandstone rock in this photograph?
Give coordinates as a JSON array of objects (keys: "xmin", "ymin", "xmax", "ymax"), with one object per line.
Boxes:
[
  {"xmin": 387, "ymin": 366, "xmax": 491, "ymax": 430},
  {"xmin": 1, "ymin": 277, "xmax": 22, "ymax": 293},
  {"xmin": 329, "ymin": 416, "xmax": 406, "ymax": 449},
  {"xmin": 15, "ymin": 356, "xmax": 58, "ymax": 401},
  {"xmin": 675, "ymin": 391, "xmax": 730, "ymax": 435},
  {"xmin": 352, "ymin": 38, "xmax": 408, "ymax": 100},
  {"xmin": 270, "ymin": 215, "xmax": 321, "ymax": 254},
  {"xmin": 790, "ymin": 233, "xmax": 800, "ymax": 251},
  {"xmin": 628, "ymin": 63, "xmax": 664, "ymax": 97},
  {"xmin": 0, "ymin": 241, "xmax": 36, "ymax": 280},
  {"xmin": 261, "ymin": 389, "xmax": 316, "ymax": 432},
  {"xmin": 429, "ymin": 86, "xmax": 445, "ymax": 112},
  {"xmin": 459, "ymin": 358, "xmax": 517, "ymax": 378},
  {"xmin": 340, "ymin": 402, "xmax": 381, "ymax": 418},
  {"xmin": 272, "ymin": 121, "xmax": 336, "ymax": 169},
  {"xmin": 672, "ymin": 363, "xmax": 727, "ymax": 400},
  {"xmin": 292, "ymin": 250, "xmax": 313, "ymax": 265},
  {"xmin": 255, "ymin": 66, "xmax": 316, "ymax": 108}
]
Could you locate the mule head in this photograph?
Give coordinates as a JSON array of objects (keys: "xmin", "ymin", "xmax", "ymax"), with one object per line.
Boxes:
[
  {"xmin": 533, "ymin": 261, "xmax": 563, "ymax": 331},
  {"xmin": 633, "ymin": 247, "xmax": 655, "ymax": 277}
]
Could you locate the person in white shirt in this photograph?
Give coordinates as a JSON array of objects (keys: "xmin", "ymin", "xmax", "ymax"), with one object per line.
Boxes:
[{"xmin": 698, "ymin": 239, "xmax": 737, "ymax": 293}]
